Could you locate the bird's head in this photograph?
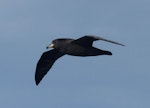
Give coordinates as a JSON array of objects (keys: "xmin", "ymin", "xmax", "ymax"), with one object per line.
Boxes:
[
  {"xmin": 46, "ymin": 39, "xmax": 72, "ymax": 49},
  {"xmin": 46, "ymin": 39, "xmax": 58, "ymax": 49}
]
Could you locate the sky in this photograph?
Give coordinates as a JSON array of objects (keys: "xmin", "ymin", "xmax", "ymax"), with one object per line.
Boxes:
[{"xmin": 0, "ymin": 0, "xmax": 150, "ymax": 108}]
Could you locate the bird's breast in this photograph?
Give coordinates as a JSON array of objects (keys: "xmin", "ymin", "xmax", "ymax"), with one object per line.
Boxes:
[{"xmin": 64, "ymin": 45, "xmax": 94, "ymax": 56}]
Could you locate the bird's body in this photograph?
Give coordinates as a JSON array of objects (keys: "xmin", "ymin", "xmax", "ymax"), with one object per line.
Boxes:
[
  {"xmin": 48, "ymin": 38, "xmax": 112, "ymax": 56},
  {"xmin": 35, "ymin": 35, "xmax": 124, "ymax": 85},
  {"xmin": 63, "ymin": 44, "xmax": 112, "ymax": 56}
]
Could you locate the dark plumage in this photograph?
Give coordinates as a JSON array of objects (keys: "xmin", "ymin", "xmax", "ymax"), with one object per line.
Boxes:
[{"xmin": 35, "ymin": 35, "xmax": 124, "ymax": 85}]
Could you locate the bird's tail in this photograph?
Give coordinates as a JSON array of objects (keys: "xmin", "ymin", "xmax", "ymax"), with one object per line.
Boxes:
[
  {"xmin": 92, "ymin": 47, "xmax": 112, "ymax": 56},
  {"xmin": 103, "ymin": 51, "xmax": 112, "ymax": 55}
]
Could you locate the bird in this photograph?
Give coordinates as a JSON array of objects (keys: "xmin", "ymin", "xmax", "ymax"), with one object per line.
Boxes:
[{"xmin": 35, "ymin": 35, "xmax": 125, "ymax": 85}]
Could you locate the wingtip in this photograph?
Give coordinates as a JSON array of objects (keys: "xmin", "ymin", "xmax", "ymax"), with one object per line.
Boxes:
[
  {"xmin": 118, "ymin": 43, "xmax": 125, "ymax": 46},
  {"xmin": 35, "ymin": 75, "xmax": 41, "ymax": 86},
  {"xmin": 85, "ymin": 35, "xmax": 126, "ymax": 46},
  {"xmin": 35, "ymin": 81, "xmax": 40, "ymax": 86}
]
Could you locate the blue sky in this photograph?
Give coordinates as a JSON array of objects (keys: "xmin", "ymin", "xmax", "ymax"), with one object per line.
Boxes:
[{"xmin": 0, "ymin": 0, "xmax": 150, "ymax": 108}]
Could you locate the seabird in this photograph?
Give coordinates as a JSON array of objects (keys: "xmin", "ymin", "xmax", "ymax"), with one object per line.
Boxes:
[{"xmin": 35, "ymin": 35, "xmax": 124, "ymax": 85}]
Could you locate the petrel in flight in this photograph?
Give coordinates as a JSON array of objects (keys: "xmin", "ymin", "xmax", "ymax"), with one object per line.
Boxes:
[{"xmin": 35, "ymin": 35, "xmax": 124, "ymax": 85}]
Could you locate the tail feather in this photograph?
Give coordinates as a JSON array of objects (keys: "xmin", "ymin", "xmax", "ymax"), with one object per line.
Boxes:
[
  {"xmin": 104, "ymin": 51, "xmax": 112, "ymax": 55},
  {"xmin": 92, "ymin": 47, "xmax": 112, "ymax": 56}
]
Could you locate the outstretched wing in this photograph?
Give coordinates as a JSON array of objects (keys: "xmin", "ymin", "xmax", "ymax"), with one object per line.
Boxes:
[
  {"xmin": 74, "ymin": 35, "xmax": 125, "ymax": 47},
  {"xmin": 35, "ymin": 49, "xmax": 64, "ymax": 85}
]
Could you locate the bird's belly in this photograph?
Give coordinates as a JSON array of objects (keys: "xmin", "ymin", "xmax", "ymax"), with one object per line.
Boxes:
[
  {"xmin": 65, "ymin": 47, "xmax": 101, "ymax": 57},
  {"xmin": 66, "ymin": 51, "xmax": 90, "ymax": 56}
]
